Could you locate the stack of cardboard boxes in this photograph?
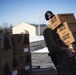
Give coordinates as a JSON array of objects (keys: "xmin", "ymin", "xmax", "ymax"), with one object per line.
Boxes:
[
  {"xmin": 12, "ymin": 34, "xmax": 31, "ymax": 75},
  {"xmin": 0, "ymin": 32, "xmax": 13, "ymax": 75},
  {"xmin": 49, "ymin": 13, "xmax": 76, "ymax": 52},
  {"xmin": 0, "ymin": 31, "xmax": 31, "ymax": 75}
]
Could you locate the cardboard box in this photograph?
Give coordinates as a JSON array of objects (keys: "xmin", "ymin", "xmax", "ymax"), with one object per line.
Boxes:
[
  {"xmin": 0, "ymin": 33, "xmax": 14, "ymax": 75},
  {"xmin": 30, "ymin": 67, "xmax": 57, "ymax": 75},
  {"xmin": 58, "ymin": 31, "xmax": 76, "ymax": 45},
  {"xmin": 12, "ymin": 34, "xmax": 30, "ymax": 56},
  {"xmin": 0, "ymin": 34, "xmax": 12, "ymax": 51},
  {"xmin": 0, "ymin": 33, "xmax": 31, "ymax": 75},
  {"xmin": 57, "ymin": 21, "xmax": 76, "ymax": 33},
  {"xmin": 0, "ymin": 34, "xmax": 13, "ymax": 68},
  {"xmin": 17, "ymin": 53, "xmax": 32, "ymax": 75},
  {"xmin": 57, "ymin": 21, "xmax": 76, "ymax": 45},
  {"xmin": 11, "ymin": 34, "xmax": 29, "ymax": 45},
  {"xmin": 18, "ymin": 52, "xmax": 32, "ymax": 70},
  {"xmin": 49, "ymin": 13, "xmax": 75, "ymax": 30}
]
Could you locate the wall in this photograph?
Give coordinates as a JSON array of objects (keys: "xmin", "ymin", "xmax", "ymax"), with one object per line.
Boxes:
[{"xmin": 12, "ymin": 22, "xmax": 36, "ymax": 37}]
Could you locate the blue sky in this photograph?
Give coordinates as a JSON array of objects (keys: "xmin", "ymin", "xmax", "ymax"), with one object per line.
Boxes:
[{"xmin": 0, "ymin": 0, "xmax": 76, "ymax": 26}]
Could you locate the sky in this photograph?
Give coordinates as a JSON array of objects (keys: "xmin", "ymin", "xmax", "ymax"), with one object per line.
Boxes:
[{"xmin": 0, "ymin": 0, "xmax": 76, "ymax": 27}]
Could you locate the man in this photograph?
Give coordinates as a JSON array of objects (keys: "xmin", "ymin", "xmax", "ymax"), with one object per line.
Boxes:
[{"xmin": 43, "ymin": 11, "xmax": 72, "ymax": 75}]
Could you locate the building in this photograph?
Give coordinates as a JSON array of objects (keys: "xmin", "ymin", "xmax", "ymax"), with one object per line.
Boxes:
[
  {"xmin": 12, "ymin": 22, "xmax": 47, "ymax": 37},
  {"xmin": 36, "ymin": 24, "xmax": 47, "ymax": 35}
]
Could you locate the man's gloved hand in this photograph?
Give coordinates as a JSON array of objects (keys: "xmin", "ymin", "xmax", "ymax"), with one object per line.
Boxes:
[
  {"xmin": 61, "ymin": 47, "xmax": 76, "ymax": 58},
  {"xmin": 65, "ymin": 47, "xmax": 75, "ymax": 57},
  {"xmin": 68, "ymin": 47, "xmax": 75, "ymax": 53}
]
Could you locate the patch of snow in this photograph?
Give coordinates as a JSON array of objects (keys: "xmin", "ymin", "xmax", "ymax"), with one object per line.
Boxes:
[
  {"xmin": 32, "ymin": 47, "xmax": 49, "ymax": 53},
  {"xmin": 30, "ymin": 36, "xmax": 44, "ymax": 42}
]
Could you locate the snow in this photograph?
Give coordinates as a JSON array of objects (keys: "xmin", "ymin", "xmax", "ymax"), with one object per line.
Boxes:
[
  {"xmin": 30, "ymin": 36, "xmax": 49, "ymax": 53},
  {"xmin": 32, "ymin": 47, "xmax": 49, "ymax": 53},
  {"xmin": 30, "ymin": 36, "xmax": 44, "ymax": 42}
]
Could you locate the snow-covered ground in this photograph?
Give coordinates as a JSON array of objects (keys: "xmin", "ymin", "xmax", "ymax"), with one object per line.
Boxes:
[
  {"xmin": 30, "ymin": 36, "xmax": 44, "ymax": 42},
  {"xmin": 30, "ymin": 36, "xmax": 54, "ymax": 68},
  {"xmin": 30, "ymin": 36, "xmax": 49, "ymax": 53},
  {"xmin": 32, "ymin": 47, "xmax": 49, "ymax": 53},
  {"xmin": 30, "ymin": 36, "xmax": 48, "ymax": 53}
]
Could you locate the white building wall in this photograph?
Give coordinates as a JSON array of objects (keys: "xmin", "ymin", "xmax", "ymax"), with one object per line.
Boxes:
[{"xmin": 12, "ymin": 22, "xmax": 36, "ymax": 37}]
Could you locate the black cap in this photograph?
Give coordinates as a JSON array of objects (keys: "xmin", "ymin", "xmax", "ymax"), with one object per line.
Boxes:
[{"xmin": 45, "ymin": 11, "xmax": 55, "ymax": 20}]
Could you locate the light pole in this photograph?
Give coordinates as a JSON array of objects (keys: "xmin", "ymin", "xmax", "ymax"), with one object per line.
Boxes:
[{"xmin": 38, "ymin": 9, "xmax": 40, "ymax": 36}]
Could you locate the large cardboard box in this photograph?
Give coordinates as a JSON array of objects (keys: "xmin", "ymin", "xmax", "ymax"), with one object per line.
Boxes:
[
  {"xmin": 30, "ymin": 67, "xmax": 57, "ymax": 75},
  {"xmin": 0, "ymin": 34, "xmax": 13, "ymax": 75},
  {"xmin": 12, "ymin": 34, "xmax": 30, "ymax": 56},
  {"xmin": 11, "ymin": 34, "xmax": 31, "ymax": 72},
  {"xmin": 57, "ymin": 31, "xmax": 76, "ymax": 45},
  {"xmin": 17, "ymin": 52, "xmax": 32, "ymax": 75},
  {"xmin": 49, "ymin": 13, "xmax": 75, "ymax": 30},
  {"xmin": 0, "ymin": 33, "xmax": 31, "ymax": 75},
  {"xmin": 57, "ymin": 21, "xmax": 76, "ymax": 45},
  {"xmin": 57, "ymin": 21, "xmax": 76, "ymax": 33},
  {"xmin": 11, "ymin": 34, "xmax": 29, "ymax": 45}
]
